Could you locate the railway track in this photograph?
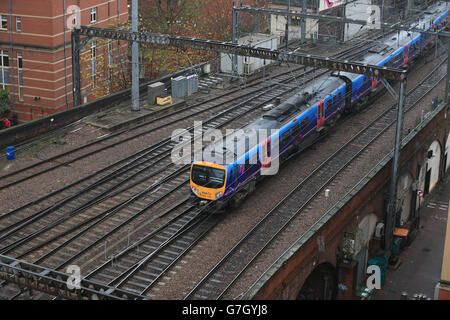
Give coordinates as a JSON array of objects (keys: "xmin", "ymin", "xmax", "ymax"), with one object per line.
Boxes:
[
  {"xmin": 0, "ymin": 22, "xmax": 430, "ymax": 299},
  {"xmin": 83, "ymin": 202, "xmax": 219, "ymax": 295},
  {"xmin": 0, "ymin": 68, "xmax": 326, "ymax": 260},
  {"xmin": 0, "ymin": 66, "xmax": 316, "ymax": 191},
  {"xmin": 183, "ymin": 58, "xmax": 447, "ymax": 300},
  {"xmin": 0, "ymin": 34, "xmax": 390, "ymax": 243},
  {"xmin": 0, "ymin": 31, "xmax": 390, "ymax": 192},
  {"xmin": 0, "ymin": 39, "xmax": 382, "ymax": 261}
]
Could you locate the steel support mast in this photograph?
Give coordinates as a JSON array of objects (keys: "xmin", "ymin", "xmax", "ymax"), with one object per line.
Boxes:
[{"xmin": 131, "ymin": 0, "xmax": 139, "ymax": 111}]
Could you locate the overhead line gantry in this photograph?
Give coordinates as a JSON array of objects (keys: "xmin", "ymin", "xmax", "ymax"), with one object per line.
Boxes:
[{"xmin": 71, "ymin": 25, "xmax": 407, "ymax": 107}]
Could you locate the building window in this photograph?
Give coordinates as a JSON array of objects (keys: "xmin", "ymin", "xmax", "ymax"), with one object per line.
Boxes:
[
  {"xmin": 17, "ymin": 53, "xmax": 23, "ymax": 101},
  {"xmin": 0, "ymin": 50, "xmax": 10, "ymax": 89},
  {"xmin": 0, "ymin": 15, "xmax": 7, "ymax": 30},
  {"xmin": 16, "ymin": 16, "xmax": 21, "ymax": 32},
  {"xmin": 91, "ymin": 40, "xmax": 97, "ymax": 87},
  {"xmin": 90, "ymin": 7, "xmax": 97, "ymax": 23}
]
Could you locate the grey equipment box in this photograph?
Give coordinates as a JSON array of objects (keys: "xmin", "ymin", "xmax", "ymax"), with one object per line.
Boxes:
[
  {"xmin": 148, "ymin": 81, "xmax": 165, "ymax": 105},
  {"xmin": 187, "ymin": 74, "xmax": 199, "ymax": 95},
  {"xmin": 171, "ymin": 76, "xmax": 187, "ymax": 99}
]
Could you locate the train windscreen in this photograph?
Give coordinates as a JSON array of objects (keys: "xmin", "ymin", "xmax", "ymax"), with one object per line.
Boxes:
[{"xmin": 191, "ymin": 165, "xmax": 225, "ymax": 188}]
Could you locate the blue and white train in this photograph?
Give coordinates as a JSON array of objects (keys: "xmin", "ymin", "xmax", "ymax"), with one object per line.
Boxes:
[{"xmin": 190, "ymin": 4, "xmax": 449, "ymax": 207}]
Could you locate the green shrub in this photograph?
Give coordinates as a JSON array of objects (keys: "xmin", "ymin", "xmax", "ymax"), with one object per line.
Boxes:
[{"xmin": 0, "ymin": 89, "xmax": 10, "ymax": 115}]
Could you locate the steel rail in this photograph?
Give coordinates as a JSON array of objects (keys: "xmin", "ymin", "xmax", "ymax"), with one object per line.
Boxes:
[
  {"xmin": 184, "ymin": 57, "xmax": 447, "ymax": 300},
  {"xmin": 0, "ymin": 255, "xmax": 147, "ymax": 300}
]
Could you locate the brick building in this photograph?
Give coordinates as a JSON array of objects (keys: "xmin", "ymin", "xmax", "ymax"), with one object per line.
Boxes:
[{"xmin": 0, "ymin": 0, "xmax": 128, "ymax": 123}]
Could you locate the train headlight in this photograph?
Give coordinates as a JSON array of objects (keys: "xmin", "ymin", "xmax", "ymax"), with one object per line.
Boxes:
[
  {"xmin": 215, "ymin": 191, "xmax": 223, "ymax": 200},
  {"xmin": 191, "ymin": 185, "xmax": 199, "ymax": 196}
]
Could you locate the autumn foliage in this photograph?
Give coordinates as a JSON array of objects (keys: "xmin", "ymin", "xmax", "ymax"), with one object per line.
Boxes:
[
  {"xmin": 140, "ymin": 0, "xmax": 269, "ymax": 80},
  {"xmin": 83, "ymin": 0, "xmax": 269, "ymax": 98}
]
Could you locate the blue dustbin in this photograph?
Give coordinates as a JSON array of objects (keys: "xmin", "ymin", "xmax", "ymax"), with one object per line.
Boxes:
[{"xmin": 6, "ymin": 146, "xmax": 15, "ymax": 160}]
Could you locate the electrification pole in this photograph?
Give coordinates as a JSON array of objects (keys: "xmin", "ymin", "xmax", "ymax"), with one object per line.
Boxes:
[
  {"xmin": 285, "ymin": 0, "xmax": 291, "ymax": 50},
  {"xmin": 301, "ymin": 0, "xmax": 306, "ymax": 44},
  {"xmin": 384, "ymin": 80, "xmax": 407, "ymax": 261},
  {"xmin": 131, "ymin": 0, "xmax": 139, "ymax": 111},
  {"xmin": 232, "ymin": 2, "xmax": 239, "ymax": 80}
]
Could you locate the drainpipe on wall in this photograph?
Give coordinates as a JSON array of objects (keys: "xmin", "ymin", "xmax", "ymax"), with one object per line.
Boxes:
[
  {"xmin": 63, "ymin": 0, "xmax": 70, "ymax": 110},
  {"xmin": 8, "ymin": 0, "xmax": 15, "ymax": 113}
]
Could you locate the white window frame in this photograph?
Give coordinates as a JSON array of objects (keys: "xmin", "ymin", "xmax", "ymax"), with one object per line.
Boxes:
[
  {"xmin": 0, "ymin": 50, "xmax": 10, "ymax": 89},
  {"xmin": 90, "ymin": 7, "xmax": 97, "ymax": 23},
  {"xmin": 0, "ymin": 15, "xmax": 7, "ymax": 31},
  {"xmin": 16, "ymin": 16, "xmax": 21, "ymax": 32},
  {"xmin": 17, "ymin": 52, "xmax": 23, "ymax": 101}
]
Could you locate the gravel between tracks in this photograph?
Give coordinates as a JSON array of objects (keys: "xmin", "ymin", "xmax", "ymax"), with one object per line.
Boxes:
[{"xmin": 146, "ymin": 48, "xmax": 447, "ymax": 299}]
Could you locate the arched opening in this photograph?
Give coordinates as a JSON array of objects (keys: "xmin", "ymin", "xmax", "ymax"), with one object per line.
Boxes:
[
  {"xmin": 444, "ymin": 133, "xmax": 450, "ymax": 176},
  {"xmin": 397, "ymin": 172, "xmax": 414, "ymax": 226},
  {"xmin": 296, "ymin": 262, "xmax": 337, "ymax": 300},
  {"xmin": 418, "ymin": 140, "xmax": 442, "ymax": 199}
]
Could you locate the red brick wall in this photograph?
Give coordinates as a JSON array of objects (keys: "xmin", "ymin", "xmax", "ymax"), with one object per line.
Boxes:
[
  {"xmin": 0, "ymin": 0, "xmax": 128, "ymax": 123},
  {"xmin": 252, "ymin": 105, "xmax": 450, "ymax": 300}
]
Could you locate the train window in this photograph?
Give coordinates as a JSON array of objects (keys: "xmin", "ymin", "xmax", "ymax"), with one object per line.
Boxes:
[
  {"xmin": 338, "ymin": 92, "xmax": 342, "ymax": 105},
  {"xmin": 326, "ymin": 99, "xmax": 331, "ymax": 113},
  {"xmin": 234, "ymin": 164, "xmax": 238, "ymax": 180},
  {"xmin": 301, "ymin": 117, "xmax": 308, "ymax": 132},
  {"xmin": 282, "ymin": 130, "xmax": 291, "ymax": 145},
  {"xmin": 292, "ymin": 122, "xmax": 300, "ymax": 136},
  {"xmin": 262, "ymin": 140, "xmax": 271, "ymax": 159},
  {"xmin": 229, "ymin": 168, "xmax": 234, "ymax": 183},
  {"xmin": 333, "ymin": 94, "xmax": 337, "ymax": 107},
  {"xmin": 363, "ymin": 77, "xmax": 367, "ymax": 88}
]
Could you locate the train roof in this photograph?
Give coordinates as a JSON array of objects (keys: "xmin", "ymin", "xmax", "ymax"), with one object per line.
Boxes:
[{"xmin": 196, "ymin": 3, "xmax": 449, "ymax": 167}]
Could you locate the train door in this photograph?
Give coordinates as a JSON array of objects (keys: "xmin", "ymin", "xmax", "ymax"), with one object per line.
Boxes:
[
  {"xmin": 261, "ymin": 138, "xmax": 271, "ymax": 168},
  {"xmin": 403, "ymin": 44, "xmax": 409, "ymax": 65},
  {"xmin": 317, "ymin": 101, "xmax": 325, "ymax": 131}
]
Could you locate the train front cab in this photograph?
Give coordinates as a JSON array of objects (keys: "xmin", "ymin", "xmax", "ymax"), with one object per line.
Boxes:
[{"xmin": 190, "ymin": 161, "xmax": 227, "ymax": 203}]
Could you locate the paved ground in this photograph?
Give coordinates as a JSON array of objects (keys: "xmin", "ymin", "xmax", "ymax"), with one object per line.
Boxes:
[{"xmin": 373, "ymin": 174, "xmax": 450, "ymax": 300}]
